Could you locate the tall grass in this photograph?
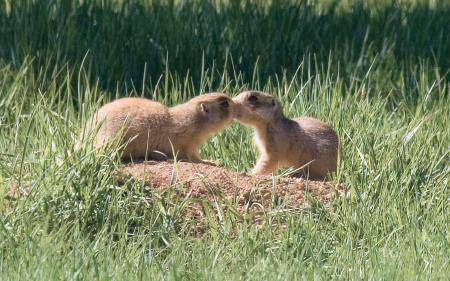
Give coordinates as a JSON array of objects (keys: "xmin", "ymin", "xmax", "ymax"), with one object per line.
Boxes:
[
  {"xmin": 1, "ymin": 0, "xmax": 450, "ymax": 90},
  {"xmin": 1, "ymin": 0, "xmax": 449, "ymax": 280}
]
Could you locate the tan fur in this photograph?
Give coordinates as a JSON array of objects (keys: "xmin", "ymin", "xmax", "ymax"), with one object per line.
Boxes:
[
  {"xmin": 233, "ymin": 91, "xmax": 338, "ymax": 179},
  {"xmin": 84, "ymin": 92, "xmax": 234, "ymax": 163}
]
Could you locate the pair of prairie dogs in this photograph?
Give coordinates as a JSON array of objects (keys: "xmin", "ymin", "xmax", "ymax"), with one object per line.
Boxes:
[{"xmin": 86, "ymin": 91, "xmax": 338, "ymax": 179}]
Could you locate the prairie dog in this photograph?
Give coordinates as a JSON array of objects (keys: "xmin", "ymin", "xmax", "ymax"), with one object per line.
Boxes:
[
  {"xmin": 233, "ymin": 91, "xmax": 338, "ymax": 179},
  {"xmin": 84, "ymin": 92, "xmax": 234, "ymax": 163}
]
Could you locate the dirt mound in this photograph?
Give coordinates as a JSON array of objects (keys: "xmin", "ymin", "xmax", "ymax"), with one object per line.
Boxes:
[
  {"xmin": 4, "ymin": 161, "xmax": 344, "ymax": 227},
  {"xmin": 120, "ymin": 161, "xmax": 344, "ymax": 222}
]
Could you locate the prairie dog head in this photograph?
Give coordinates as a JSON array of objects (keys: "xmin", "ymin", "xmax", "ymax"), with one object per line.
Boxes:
[
  {"xmin": 190, "ymin": 92, "xmax": 235, "ymax": 130},
  {"xmin": 233, "ymin": 91, "xmax": 283, "ymax": 127}
]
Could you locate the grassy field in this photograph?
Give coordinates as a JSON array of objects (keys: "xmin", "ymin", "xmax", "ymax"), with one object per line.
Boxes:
[{"xmin": 1, "ymin": 0, "xmax": 449, "ymax": 280}]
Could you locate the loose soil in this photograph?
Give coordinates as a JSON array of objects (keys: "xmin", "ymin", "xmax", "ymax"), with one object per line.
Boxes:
[
  {"xmin": 4, "ymin": 161, "xmax": 344, "ymax": 229},
  {"xmin": 120, "ymin": 161, "xmax": 344, "ymax": 224}
]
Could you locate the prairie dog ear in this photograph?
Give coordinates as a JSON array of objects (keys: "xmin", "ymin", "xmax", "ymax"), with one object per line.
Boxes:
[{"xmin": 200, "ymin": 103, "xmax": 209, "ymax": 113}]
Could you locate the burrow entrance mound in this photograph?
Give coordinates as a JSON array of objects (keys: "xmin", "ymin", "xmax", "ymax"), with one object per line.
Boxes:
[{"xmin": 121, "ymin": 161, "xmax": 344, "ymax": 222}]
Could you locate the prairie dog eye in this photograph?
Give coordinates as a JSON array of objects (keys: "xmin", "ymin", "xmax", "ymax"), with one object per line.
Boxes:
[
  {"xmin": 248, "ymin": 94, "xmax": 258, "ymax": 103},
  {"xmin": 220, "ymin": 100, "xmax": 229, "ymax": 108},
  {"xmin": 271, "ymin": 99, "xmax": 276, "ymax": 106}
]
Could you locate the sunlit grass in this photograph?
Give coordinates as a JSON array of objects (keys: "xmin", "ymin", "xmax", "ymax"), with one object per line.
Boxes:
[{"xmin": 1, "ymin": 0, "xmax": 449, "ymax": 280}]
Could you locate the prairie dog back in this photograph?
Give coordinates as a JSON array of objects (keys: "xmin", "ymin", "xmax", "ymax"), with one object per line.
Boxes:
[{"xmin": 94, "ymin": 98, "xmax": 170, "ymax": 152}]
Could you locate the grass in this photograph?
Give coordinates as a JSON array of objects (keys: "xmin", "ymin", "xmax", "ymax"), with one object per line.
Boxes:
[{"xmin": 1, "ymin": 0, "xmax": 449, "ymax": 280}]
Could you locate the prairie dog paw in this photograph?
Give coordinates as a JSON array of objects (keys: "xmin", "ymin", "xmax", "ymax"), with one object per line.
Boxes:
[{"xmin": 200, "ymin": 159, "xmax": 218, "ymax": 166}]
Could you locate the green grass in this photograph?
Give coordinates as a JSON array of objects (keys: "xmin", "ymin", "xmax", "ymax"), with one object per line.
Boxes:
[{"xmin": 1, "ymin": 0, "xmax": 449, "ymax": 280}]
